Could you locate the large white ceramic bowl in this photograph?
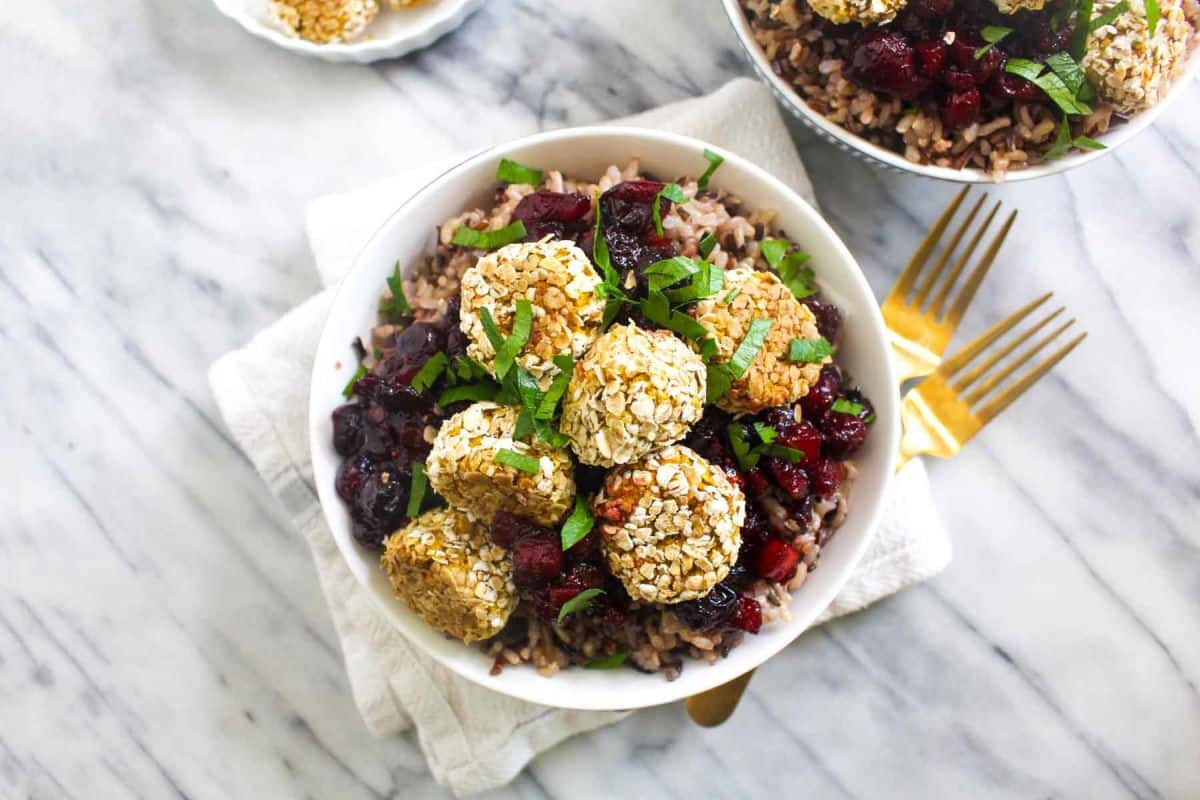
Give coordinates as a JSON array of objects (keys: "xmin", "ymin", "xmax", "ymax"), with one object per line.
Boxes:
[
  {"xmin": 211, "ymin": 0, "xmax": 484, "ymax": 62},
  {"xmin": 309, "ymin": 127, "xmax": 900, "ymax": 710},
  {"xmin": 722, "ymin": 0, "xmax": 1200, "ymax": 183}
]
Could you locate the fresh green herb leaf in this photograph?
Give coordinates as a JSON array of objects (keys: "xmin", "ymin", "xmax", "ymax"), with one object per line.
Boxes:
[
  {"xmin": 592, "ymin": 193, "xmax": 628, "ymax": 328},
  {"xmin": 639, "ymin": 290, "xmax": 714, "ymax": 342},
  {"xmin": 706, "ymin": 362, "xmax": 732, "ymax": 403},
  {"xmin": 1071, "ymin": 0, "xmax": 1095, "ymax": 57},
  {"xmin": 437, "ymin": 381, "xmax": 499, "ymax": 407},
  {"xmin": 1044, "ymin": 117, "xmax": 1074, "ymax": 160},
  {"xmin": 513, "ymin": 408, "xmax": 534, "ymax": 440},
  {"xmin": 722, "ymin": 288, "xmax": 740, "ymax": 305},
  {"xmin": 645, "ymin": 256, "xmax": 703, "ymax": 292},
  {"xmin": 406, "ymin": 463, "xmax": 428, "ymax": 518},
  {"xmin": 727, "ymin": 318, "xmax": 774, "ymax": 379},
  {"xmin": 557, "ymin": 588, "xmax": 604, "ymax": 623},
  {"xmin": 494, "ymin": 299, "xmax": 534, "ymax": 380},
  {"xmin": 975, "ymin": 25, "xmax": 1013, "ymax": 59},
  {"xmin": 697, "ymin": 148, "xmax": 725, "ymax": 190},
  {"xmin": 496, "ymin": 158, "xmax": 543, "ymax": 185},
  {"xmin": 1004, "ymin": 59, "xmax": 1092, "ymax": 115},
  {"xmin": 342, "ymin": 364, "xmax": 368, "ymax": 398},
  {"xmin": 752, "ymin": 422, "xmax": 777, "ymax": 445},
  {"xmin": 536, "ymin": 354, "xmax": 575, "ymax": 420},
  {"xmin": 410, "ymin": 352, "xmax": 448, "ymax": 393},
  {"xmin": 728, "ymin": 422, "xmax": 757, "ymax": 470},
  {"xmin": 1073, "ymin": 135, "xmax": 1106, "ymax": 151},
  {"xmin": 385, "ymin": 262, "xmax": 412, "ymax": 320},
  {"xmin": 1089, "ymin": 0, "xmax": 1129, "ymax": 30},
  {"xmin": 451, "ymin": 355, "xmax": 489, "ymax": 383},
  {"xmin": 373, "ymin": 347, "xmax": 384, "ymax": 359},
  {"xmin": 788, "ymin": 336, "xmax": 834, "ymax": 363},
  {"xmin": 760, "ymin": 239, "xmax": 789, "ymax": 270},
  {"xmin": 831, "ymin": 397, "xmax": 867, "ymax": 416},
  {"xmin": 778, "ymin": 252, "xmax": 816, "ymax": 299},
  {"xmin": 560, "ymin": 494, "xmax": 595, "ymax": 551},
  {"xmin": 494, "ymin": 448, "xmax": 541, "ymax": 474},
  {"xmin": 1044, "ymin": 52, "xmax": 1089, "ymax": 96},
  {"xmin": 698, "ymin": 232, "xmax": 717, "ymax": 259},
  {"xmin": 652, "ymin": 182, "xmax": 687, "ymax": 236},
  {"xmin": 698, "ymin": 336, "xmax": 719, "ymax": 360},
  {"xmin": 585, "ymin": 652, "xmax": 628, "ymax": 669},
  {"xmin": 451, "ymin": 220, "xmax": 528, "ymax": 250},
  {"xmin": 1146, "ymin": 0, "xmax": 1160, "ymax": 34},
  {"xmin": 479, "ymin": 306, "xmax": 506, "ymax": 351},
  {"xmin": 763, "ymin": 444, "xmax": 805, "ymax": 462}
]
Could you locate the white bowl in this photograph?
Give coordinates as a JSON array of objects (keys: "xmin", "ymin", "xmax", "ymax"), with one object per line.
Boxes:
[
  {"xmin": 309, "ymin": 126, "xmax": 900, "ymax": 710},
  {"xmin": 211, "ymin": 0, "xmax": 484, "ymax": 63},
  {"xmin": 722, "ymin": 0, "xmax": 1200, "ymax": 183}
]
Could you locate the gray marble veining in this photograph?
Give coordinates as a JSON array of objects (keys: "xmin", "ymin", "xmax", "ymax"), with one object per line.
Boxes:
[{"xmin": 2, "ymin": 1, "xmax": 1198, "ymax": 798}]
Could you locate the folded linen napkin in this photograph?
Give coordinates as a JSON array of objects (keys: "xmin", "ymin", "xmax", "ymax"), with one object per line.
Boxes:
[{"xmin": 208, "ymin": 78, "xmax": 952, "ymax": 797}]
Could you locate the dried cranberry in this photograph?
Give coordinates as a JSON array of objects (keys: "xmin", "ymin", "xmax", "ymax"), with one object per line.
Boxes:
[
  {"xmin": 491, "ymin": 511, "xmax": 530, "ymax": 548},
  {"xmin": 802, "ymin": 298, "xmax": 842, "ymax": 342},
  {"xmin": 351, "ymin": 469, "xmax": 410, "ymax": 548},
  {"xmin": 988, "ymin": 72, "xmax": 1044, "ymax": 101},
  {"xmin": 725, "ymin": 561, "xmax": 754, "ymax": 590},
  {"xmin": 820, "ymin": 411, "xmax": 868, "ymax": 458},
  {"xmin": 511, "ymin": 534, "xmax": 563, "ymax": 590},
  {"xmin": 513, "ymin": 191, "xmax": 592, "ymax": 241},
  {"xmin": 754, "ymin": 540, "xmax": 800, "ymax": 583},
  {"xmin": 800, "ymin": 365, "xmax": 840, "ymax": 419},
  {"xmin": 915, "ymin": 40, "xmax": 948, "ymax": 78},
  {"xmin": 768, "ymin": 414, "xmax": 822, "ymax": 466},
  {"xmin": 599, "ymin": 180, "xmax": 664, "ymax": 234},
  {"xmin": 604, "ymin": 228, "xmax": 646, "ymax": 275},
  {"xmin": 767, "ymin": 458, "xmax": 810, "ymax": 500},
  {"xmin": 387, "ymin": 322, "xmax": 445, "ymax": 370},
  {"xmin": 331, "ymin": 404, "xmax": 365, "ymax": 456},
  {"xmin": 1031, "ymin": 20, "xmax": 1072, "ymax": 54},
  {"xmin": 673, "ymin": 583, "xmax": 739, "ymax": 631},
  {"xmin": 354, "ymin": 373, "xmax": 427, "ymax": 412},
  {"xmin": 939, "ymin": 86, "xmax": 982, "ymax": 128},
  {"xmin": 564, "ymin": 527, "xmax": 604, "ymax": 565},
  {"xmin": 839, "ymin": 388, "xmax": 876, "ymax": 422},
  {"xmin": 442, "ymin": 297, "xmax": 468, "ymax": 359},
  {"xmin": 911, "ymin": 0, "xmax": 955, "ymax": 18},
  {"xmin": 741, "ymin": 502, "xmax": 772, "ymax": 548},
  {"xmin": 942, "ymin": 67, "xmax": 977, "ymax": 89},
  {"xmin": 335, "ymin": 451, "xmax": 376, "ymax": 502},
  {"xmin": 950, "ymin": 37, "xmax": 1005, "ymax": 83},
  {"xmin": 806, "ymin": 459, "xmax": 844, "ymax": 497},
  {"xmin": 728, "ymin": 596, "xmax": 763, "ymax": 633},
  {"xmin": 846, "ymin": 29, "xmax": 930, "ymax": 101},
  {"xmin": 743, "ymin": 468, "xmax": 771, "ymax": 497}
]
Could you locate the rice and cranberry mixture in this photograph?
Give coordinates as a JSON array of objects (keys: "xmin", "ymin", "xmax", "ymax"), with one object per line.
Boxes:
[
  {"xmin": 740, "ymin": 0, "xmax": 1198, "ymax": 177},
  {"xmin": 329, "ymin": 154, "xmax": 877, "ymax": 677}
]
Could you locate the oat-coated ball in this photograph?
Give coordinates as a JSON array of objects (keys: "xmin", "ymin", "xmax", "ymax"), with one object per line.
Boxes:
[
  {"xmin": 593, "ymin": 445, "xmax": 745, "ymax": 605},
  {"xmin": 426, "ymin": 402, "xmax": 575, "ymax": 526},
  {"xmin": 992, "ymin": 0, "xmax": 1046, "ymax": 13},
  {"xmin": 1081, "ymin": 0, "xmax": 1194, "ymax": 114},
  {"xmin": 269, "ymin": 0, "xmax": 379, "ymax": 44},
  {"xmin": 808, "ymin": 0, "xmax": 907, "ymax": 24},
  {"xmin": 460, "ymin": 239, "xmax": 604, "ymax": 387},
  {"xmin": 381, "ymin": 508, "xmax": 516, "ymax": 643},
  {"xmin": 690, "ymin": 268, "xmax": 830, "ymax": 415},
  {"xmin": 559, "ymin": 323, "xmax": 707, "ymax": 468}
]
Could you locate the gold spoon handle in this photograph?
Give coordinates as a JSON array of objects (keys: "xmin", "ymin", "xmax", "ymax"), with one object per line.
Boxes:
[{"xmin": 684, "ymin": 668, "xmax": 756, "ymax": 726}]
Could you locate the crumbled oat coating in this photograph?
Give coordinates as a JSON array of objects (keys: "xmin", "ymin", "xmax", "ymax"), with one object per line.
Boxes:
[
  {"xmin": 460, "ymin": 239, "xmax": 604, "ymax": 388},
  {"xmin": 269, "ymin": 0, "xmax": 379, "ymax": 44},
  {"xmin": 381, "ymin": 508, "xmax": 516, "ymax": 643},
  {"xmin": 560, "ymin": 323, "xmax": 707, "ymax": 468},
  {"xmin": 992, "ymin": 0, "xmax": 1046, "ymax": 13},
  {"xmin": 426, "ymin": 402, "xmax": 575, "ymax": 526},
  {"xmin": 387, "ymin": 0, "xmax": 429, "ymax": 5},
  {"xmin": 808, "ymin": 0, "xmax": 907, "ymax": 24},
  {"xmin": 593, "ymin": 445, "xmax": 745, "ymax": 604},
  {"xmin": 690, "ymin": 268, "xmax": 829, "ymax": 415},
  {"xmin": 1082, "ymin": 0, "xmax": 1194, "ymax": 114}
]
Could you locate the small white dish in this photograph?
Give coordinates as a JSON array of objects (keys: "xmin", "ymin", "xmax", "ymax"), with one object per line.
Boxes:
[
  {"xmin": 309, "ymin": 126, "xmax": 900, "ymax": 710},
  {"xmin": 721, "ymin": 0, "xmax": 1200, "ymax": 183},
  {"xmin": 211, "ymin": 0, "xmax": 484, "ymax": 63}
]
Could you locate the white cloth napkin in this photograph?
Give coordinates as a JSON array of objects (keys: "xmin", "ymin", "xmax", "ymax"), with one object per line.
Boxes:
[{"xmin": 208, "ymin": 78, "xmax": 952, "ymax": 797}]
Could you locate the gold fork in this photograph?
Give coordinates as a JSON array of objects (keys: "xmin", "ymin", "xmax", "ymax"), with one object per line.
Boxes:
[
  {"xmin": 897, "ymin": 294, "xmax": 1085, "ymax": 469},
  {"xmin": 884, "ymin": 186, "xmax": 1017, "ymax": 383}
]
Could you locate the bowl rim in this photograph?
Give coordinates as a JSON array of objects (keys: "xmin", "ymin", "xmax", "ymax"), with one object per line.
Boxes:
[
  {"xmin": 308, "ymin": 125, "xmax": 900, "ymax": 709},
  {"xmin": 210, "ymin": 0, "xmax": 485, "ymax": 62},
  {"xmin": 720, "ymin": 0, "xmax": 1200, "ymax": 183}
]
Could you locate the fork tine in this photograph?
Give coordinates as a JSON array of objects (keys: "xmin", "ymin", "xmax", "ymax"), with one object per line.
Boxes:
[
  {"xmin": 976, "ymin": 333, "xmax": 1087, "ymax": 423},
  {"xmin": 938, "ymin": 293, "xmax": 1053, "ymax": 378},
  {"xmin": 912, "ymin": 193, "xmax": 988, "ymax": 309},
  {"xmin": 951, "ymin": 305, "xmax": 1065, "ymax": 392},
  {"xmin": 886, "ymin": 186, "xmax": 971, "ymax": 304},
  {"xmin": 941, "ymin": 209, "xmax": 1017, "ymax": 328},
  {"xmin": 922, "ymin": 200, "xmax": 999, "ymax": 315},
  {"xmin": 962, "ymin": 317, "xmax": 1075, "ymax": 404}
]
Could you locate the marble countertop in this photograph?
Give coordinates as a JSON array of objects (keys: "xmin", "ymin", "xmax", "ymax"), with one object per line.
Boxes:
[{"xmin": 3, "ymin": 1, "xmax": 1199, "ymax": 797}]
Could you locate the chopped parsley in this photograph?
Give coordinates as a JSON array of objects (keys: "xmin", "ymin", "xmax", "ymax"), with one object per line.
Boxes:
[
  {"xmin": 561, "ymin": 494, "xmax": 595, "ymax": 551},
  {"xmin": 1146, "ymin": 0, "xmax": 1161, "ymax": 34},
  {"xmin": 728, "ymin": 421, "xmax": 805, "ymax": 470},
  {"xmin": 496, "ymin": 157, "xmax": 543, "ymax": 185},
  {"xmin": 698, "ymin": 232, "xmax": 717, "ymax": 259},
  {"xmin": 437, "ymin": 381, "xmax": 498, "ymax": 407},
  {"xmin": 1071, "ymin": 0, "xmax": 1096, "ymax": 57},
  {"xmin": 831, "ymin": 397, "xmax": 868, "ymax": 417},
  {"xmin": 1044, "ymin": 116, "xmax": 1108, "ymax": 159},
  {"xmin": 494, "ymin": 448, "xmax": 541, "ymax": 474},
  {"xmin": 406, "ymin": 462, "xmax": 428, "ymax": 518},
  {"xmin": 410, "ymin": 352, "xmax": 448, "ymax": 393},
  {"xmin": 342, "ymin": 364, "xmax": 368, "ymax": 398},
  {"xmin": 479, "ymin": 306, "xmax": 506, "ymax": 351},
  {"xmin": 706, "ymin": 362, "xmax": 732, "ymax": 403},
  {"xmin": 639, "ymin": 289, "xmax": 714, "ymax": 343},
  {"xmin": 1005, "ymin": 58, "xmax": 1092, "ymax": 115},
  {"xmin": 975, "ymin": 26, "xmax": 1012, "ymax": 59},
  {"xmin": 722, "ymin": 288, "xmax": 740, "ymax": 305},
  {"xmin": 585, "ymin": 652, "xmax": 628, "ymax": 669},
  {"xmin": 591, "ymin": 193, "xmax": 628, "ymax": 328},
  {"xmin": 451, "ymin": 220, "xmax": 528, "ymax": 250},
  {"xmin": 536, "ymin": 354, "xmax": 575, "ymax": 420},
  {"xmin": 1089, "ymin": 0, "xmax": 1129, "ymax": 30},
  {"xmin": 760, "ymin": 238, "xmax": 816, "ymax": 299},
  {"xmin": 557, "ymin": 588, "xmax": 604, "ymax": 623},
  {"xmin": 652, "ymin": 182, "xmax": 687, "ymax": 236},
  {"xmin": 493, "ymin": 298, "xmax": 533, "ymax": 380},
  {"xmin": 385, "ymin": 262, "xmax": 412, "ymax": 320},
  {"xmin": 1045, "ymin": 52, "xmax": 1094, "ymax": 102},
  {"xmin": 788, "ymin": 336, "xmax": 834, "ymax": 363},
  {"xmin": 697, "ymin": 148, "xmax": 724, "ymax": 190},
  {"xmin": 727, "ymin": 318, "xmax": 774, "ymax": 379}
]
